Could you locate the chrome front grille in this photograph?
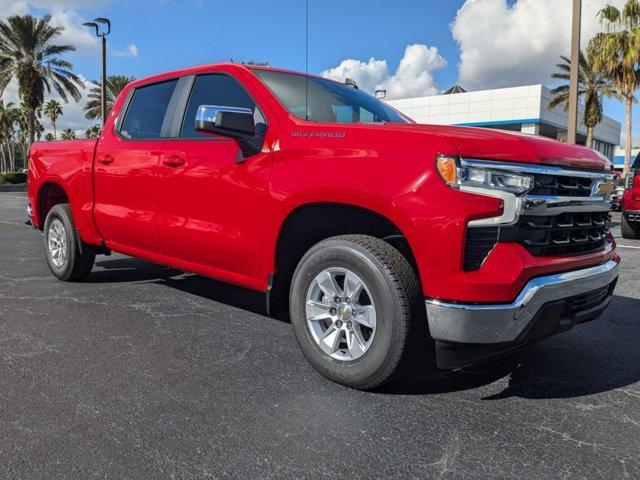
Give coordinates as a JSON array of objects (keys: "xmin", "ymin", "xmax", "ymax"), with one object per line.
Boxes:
[{"xmin": 462, "ymin": 160, "xmax": 615, "ymax": 270}]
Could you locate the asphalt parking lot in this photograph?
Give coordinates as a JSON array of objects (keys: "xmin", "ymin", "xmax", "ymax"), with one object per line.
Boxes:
[{"xmin": 1, "ymin": 191, "xmax": 639, "ymax": 479}]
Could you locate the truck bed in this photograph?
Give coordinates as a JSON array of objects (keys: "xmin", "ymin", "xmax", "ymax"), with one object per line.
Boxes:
[{"xmin": 28, "ymin": 139, "xmax": 99, "ymax": 243}]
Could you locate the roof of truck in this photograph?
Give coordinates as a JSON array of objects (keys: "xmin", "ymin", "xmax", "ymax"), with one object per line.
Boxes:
[{"xmin": 128, "ymin": 62, "xmax": 332, "ymax": 89}]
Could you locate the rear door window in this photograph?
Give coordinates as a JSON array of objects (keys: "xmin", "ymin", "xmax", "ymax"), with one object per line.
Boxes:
[{"xmin": 120, "ymin": 79, "xmax": 178, "ymax": 139}]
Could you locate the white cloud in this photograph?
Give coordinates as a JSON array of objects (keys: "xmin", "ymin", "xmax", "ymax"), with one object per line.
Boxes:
[
  {"xmin": 451, "ymin": 0, "xmax": 627, "ymax": 91},
  {"xmin": 113, "ymin": 44, "xmax": 139, "ymax": 58},
  {"xmin": 322, "ymin": 58, "xmax": 388, "ymax": 94},
  {"xmin": 0, "ymin": 0, "xmax": 110, "ymax": 17},
  {"xmin": 321, "ymin": 44, "xmax": 446, "ymax": 100},
  {"xmin": 49, "ymin": 9, "xmax": 99, "ymax": 55}
]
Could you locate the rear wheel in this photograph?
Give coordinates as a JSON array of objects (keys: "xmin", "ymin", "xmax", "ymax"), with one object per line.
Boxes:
[
  {"xmin": 622, "ymin": 213, "xmax": 639, "ymax": 239},
  {"xmin": 44, "ymin": 204, "xmax": 95, "ymax": 281},
  {"xmin": 289, "ymin": 234, "xmax": 428, "ymax": 390}
]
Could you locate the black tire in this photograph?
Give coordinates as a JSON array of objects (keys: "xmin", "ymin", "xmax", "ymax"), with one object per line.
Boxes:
[
  {"xmin": 43, "ymin": 204, "xmax": 96, "ymax": 281},
  {"xmin": 289, "ymin": 234, "xmax": 428, "ymax": 390},
  {"xmin": 621, "ymin": 213, "xmax": 639, "ymax": 240}
]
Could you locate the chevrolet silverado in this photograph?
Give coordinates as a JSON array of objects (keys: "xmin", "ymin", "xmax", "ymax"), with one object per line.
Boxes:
[{"xmin": 27, "ymin": 63, "xmax": 620, "ymax": 389}]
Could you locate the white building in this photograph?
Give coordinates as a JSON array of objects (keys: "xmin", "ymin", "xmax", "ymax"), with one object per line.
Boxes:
[
  {"xmin": 386, "ymin": 84, "xmax": 621, "ymax": 161},
  {"xmin": 614, "ymin": 147, "xmax": 639, "ymax": 171}
]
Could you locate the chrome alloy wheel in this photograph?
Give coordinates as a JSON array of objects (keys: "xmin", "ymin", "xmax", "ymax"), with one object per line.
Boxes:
[
  {"xmin": 48, "ymin": 218, "xmax": 68, "ymax": 268},
  {"xmin": 305, "ymin": 267, "xmax": 377, "ymax": 361}
]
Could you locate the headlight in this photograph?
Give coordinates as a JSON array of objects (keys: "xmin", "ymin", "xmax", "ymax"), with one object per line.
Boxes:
[{"xmin": 436, "ymin": 156, "xmax": 533, "ymax": 195}]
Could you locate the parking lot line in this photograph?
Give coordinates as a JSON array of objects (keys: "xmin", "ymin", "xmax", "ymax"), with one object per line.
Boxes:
[{"xmin": 618, "ymin": 244, "xmax": 640, "ymax": 250}]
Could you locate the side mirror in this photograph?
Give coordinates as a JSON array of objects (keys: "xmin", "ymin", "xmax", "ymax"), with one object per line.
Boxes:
[{"xmin": 195, "ymin": 105, "xmax": 256, "ymax": 138}]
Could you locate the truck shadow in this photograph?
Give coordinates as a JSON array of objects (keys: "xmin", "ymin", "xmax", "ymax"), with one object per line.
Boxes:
[
  {"xmin": 92, "ymin": 257, "xmax": 286, "ymax": 321},
  {"xmin": 386, "ymin": 294, "xmax": 640, "ymax": 398},
  {"xmin": 92, "ymin": 257, "xmax": 640, "ymax": 399}
]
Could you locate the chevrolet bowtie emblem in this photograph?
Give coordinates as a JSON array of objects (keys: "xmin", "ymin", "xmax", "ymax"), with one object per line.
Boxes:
[{"xmin": 597, "ymin": 181, "xmax": 615, "ymax": 199}]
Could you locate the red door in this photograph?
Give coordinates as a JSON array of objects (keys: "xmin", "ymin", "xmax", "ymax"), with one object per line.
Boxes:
[
  {"xmin": 156, "ymin": 73, "xmax": 272, "ymax": 285},
  {"xmin": 157, "ymin": 141, "xmax": 270, "ymax": 282},
  {"xmin": 93, "ymin": 79, "xmax": 179, "ymax": 253}
]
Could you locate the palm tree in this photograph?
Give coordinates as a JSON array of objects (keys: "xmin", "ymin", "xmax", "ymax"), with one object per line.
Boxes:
[
  {"xmin": 35, "ymin": 120, "xmax": 44, "ymax": 141},
  {"xmin": 0, "ymin": 100, "xmax": 14, "ymax": 172},
  {"xmin": 589, "ymin": 0, "xmax": 640, "ymax": 176},
  {"xmin": 0, "ymin": 14, "xmax": 83, "ymax": 158},
  {"xmin": 84, "ymin": 75, "xmax": 135, "ymax": 121},
  {"xmin": 43, "ymin": 99, "xmax": 62, "ymax": 139},
  {"xmin": 84, "ymin": 125, "xmax": 101, "ymax": 139},
  {"xmin": 549, "ymin": 51, "xmax": 614, "ymax": 149},
  {"xmin": 60, "ymin": 128, "xmax": 76, "ymax": 140},
  {"xmin": 44, "ymin": 132, "xmax": 54, "ymax": 141}
]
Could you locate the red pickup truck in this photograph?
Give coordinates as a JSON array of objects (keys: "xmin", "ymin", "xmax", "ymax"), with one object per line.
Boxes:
[
  {"xmin": 622, "ymin": 155, "xmax": 640, "ymax": 239},
  {"xmin": 28, "ymin": 63, "xmax": 620, "ymax": 389}
]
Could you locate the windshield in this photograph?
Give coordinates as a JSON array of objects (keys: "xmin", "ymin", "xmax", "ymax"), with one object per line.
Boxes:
[{"xmin": 253, "ymin": 69, "xmax": 409, "ymax": 124}]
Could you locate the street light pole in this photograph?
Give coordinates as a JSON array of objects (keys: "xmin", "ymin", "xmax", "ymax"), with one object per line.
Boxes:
[
  {"xmin": 567, "ymin": 0, "xmax": 582, "ymax": 145},
  {"xmin": 83, "ymin": 18, "xmax": 111, "ymax": 126},
  {"xmin": 101, "ymin": 34, "xmax": 107, "ymax": 125}
]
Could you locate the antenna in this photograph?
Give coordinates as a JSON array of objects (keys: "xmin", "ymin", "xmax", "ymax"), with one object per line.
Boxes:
[{"xmin": 305, "ymin": 0, "xmax": 309, "ymax": 121}]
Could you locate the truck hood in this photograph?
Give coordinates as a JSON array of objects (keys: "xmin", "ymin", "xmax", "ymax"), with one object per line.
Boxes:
[{"xmin": 374, "ymin": 123, "xmax": 610, "ymax": 171}]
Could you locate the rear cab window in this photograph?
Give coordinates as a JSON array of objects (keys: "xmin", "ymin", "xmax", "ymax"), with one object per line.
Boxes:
[{"xmin": 119, "ymin": 79, "xmax": 178, "ymax": 139}]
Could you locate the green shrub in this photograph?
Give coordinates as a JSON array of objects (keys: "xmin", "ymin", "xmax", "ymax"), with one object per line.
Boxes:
[{"xmin": 0, "ymin": 172, "xmax": 27, "ymax": 184}]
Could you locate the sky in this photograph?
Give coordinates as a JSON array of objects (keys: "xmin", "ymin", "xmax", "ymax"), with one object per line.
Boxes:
[{"xmin": 0, "ymin": 0, "xmax": 635, "ymax": 144}]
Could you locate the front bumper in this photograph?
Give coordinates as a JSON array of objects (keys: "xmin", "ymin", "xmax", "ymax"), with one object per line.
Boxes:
[{"xmin": 425, "ymin": 259, "xmax": 619, "ymax": 368}]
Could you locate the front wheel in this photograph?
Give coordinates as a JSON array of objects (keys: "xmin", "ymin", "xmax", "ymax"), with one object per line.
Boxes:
[
  {"xmin": 44, "ymin": 204, "xmax": 95, "ymax": 281},
  {"xmin": 289, "ymin": 235, "xmax": 427, "ymax": 390}
]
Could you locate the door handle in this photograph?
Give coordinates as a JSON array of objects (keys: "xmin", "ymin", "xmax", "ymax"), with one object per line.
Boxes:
[
  {"xmin": 98, "ymin": 155, "xmax": 113, "ymax": 165},
  {"xmin": 163, "ymin": 155, "xmax": 185, "ymax": 167}
]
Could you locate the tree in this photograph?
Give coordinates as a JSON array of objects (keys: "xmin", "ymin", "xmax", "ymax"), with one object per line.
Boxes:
[
  {"xmin": 549, "ymin": 51, "xmax": 614, "ymax": 149},
  {"xmin": 84, "ymin": 75, "xmax": 135, "ymax": 121},
  {"xmin": 229, "ymin": 59, "xmax": 271, "ymax": 67},
  {"xmin": 0, "ymin": 14, "xmax": 83, "ymax": 159},
  {"xmin": 0, "ymin": 100, "xmax": 22, "ymax": 171},
  {"xmin": 15, "ymin": 107, "xmax": 29, "ymax": 165},
  {"xmin": 589, "ymin": 0, "xmax": 640, "ymax": 176},
  {"xmin": 84, "ymin": 124, "xmax": 101, "ymax": 138},
  {"xmin": 43, "ymin": 99, "xmax": 62, "ymax": 139},
  {"xmin": 35, "ymin": 119, "xmax": 44, "ymax": 141},
  {"xmin": 0, "ymin": 100, "xmax": 15, "ymax": 172},
  {"xmin": 60, "ymin": 128, "xmax": 76, "ymax": 140},
  {"xmin": 44, "ymin": 132, "xmax": 54, "ymax": 141}
]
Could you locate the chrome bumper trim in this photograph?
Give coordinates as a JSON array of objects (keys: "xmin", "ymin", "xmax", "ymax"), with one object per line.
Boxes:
[
  {"xmin": 459, "ymin": 158, "xmax": 615, "ymax": 180},
  {"xmin": 523, "ymin": 195, "xmax": 612, "ymax": 215},
  {"xmin": 425, "ymin": 260, "xmax": 619, "ymax": 344}
]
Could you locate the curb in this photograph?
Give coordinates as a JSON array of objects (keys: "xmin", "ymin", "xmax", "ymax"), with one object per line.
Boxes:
[{"xmin": 0, "ymin": 185, "xmax": 27, "ymax": 192}]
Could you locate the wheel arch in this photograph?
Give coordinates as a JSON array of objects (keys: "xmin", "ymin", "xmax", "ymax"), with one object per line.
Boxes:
[
  {"xmin": 267, "ymin": 200, "xmax": 420, "ymax": 314},
  {"xmin": 36, "ymin": 181, "xmax": 70, "ymax": 230}
]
